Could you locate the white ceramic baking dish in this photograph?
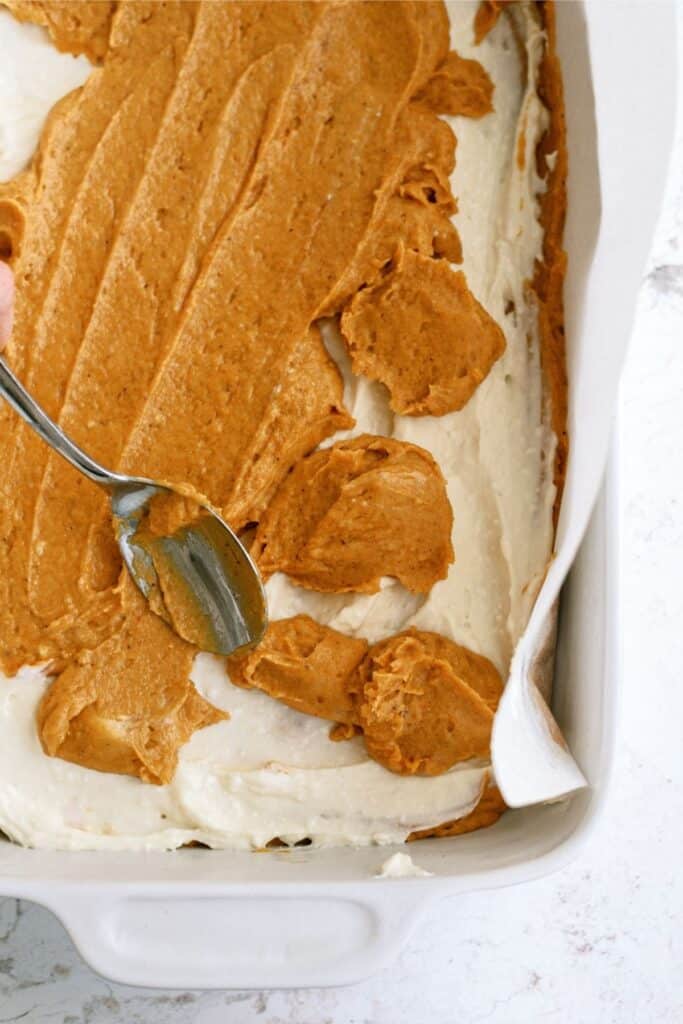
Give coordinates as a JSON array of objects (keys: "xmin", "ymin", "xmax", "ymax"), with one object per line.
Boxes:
[{"xmin": 0, "ymin": 1, "xmax": 676, "ymax": 989}]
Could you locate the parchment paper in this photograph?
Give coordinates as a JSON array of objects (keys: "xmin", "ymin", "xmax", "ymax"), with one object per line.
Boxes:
[{"xmin": 493, "ymin": 0, "xmax": 679, "ymax": 806}]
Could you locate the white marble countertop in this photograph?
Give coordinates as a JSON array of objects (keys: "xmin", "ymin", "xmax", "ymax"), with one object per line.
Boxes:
[{"xmin": 1, "ymin": 16, "xmax": 682, "ymax": 1024}]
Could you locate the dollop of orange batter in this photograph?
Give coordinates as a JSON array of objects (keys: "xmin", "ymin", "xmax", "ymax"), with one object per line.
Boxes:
[
  {"xmin": 352, "ymin": 629, "xmax": 502, "ymax": 775},
  {"xmin": 253, "ymin": 435, "xmax": 454, "ymax": 594},
  {"xmin": 38, "ymin": 574, "xmax": 226, "ymax": 785},
  {"xmin": 340, "ymin": 246, "xmax": 506, "ymax": 416},
  {"xmin": 228, "ymin": 614, "xmax": 367, "ymax": 727},
  {"xmin": 0, "ymin": 1, "xmax": 503, "ymax": 783},
  {"xmin": 415, "ymin": 51, "xmax": 494, "ymax": 118}
]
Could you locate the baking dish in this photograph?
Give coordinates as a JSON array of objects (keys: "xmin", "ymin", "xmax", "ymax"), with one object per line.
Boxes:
[{"xmin": 0, "ymin": 1, "xmax": 676, "ymax": 988}]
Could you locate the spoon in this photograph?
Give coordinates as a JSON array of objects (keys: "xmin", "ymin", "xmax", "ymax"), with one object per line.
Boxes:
[{"xmin": 0, "ymin": 357, "xmax": 267, "ymax": 656}]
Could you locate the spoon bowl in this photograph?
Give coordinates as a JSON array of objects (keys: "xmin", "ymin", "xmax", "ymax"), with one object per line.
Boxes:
[
  {"xmin": 113, "ymin": 479, "xmax": 267, "ymax": 655},
  {"xmin": 0, "ymin": 357, "xmax": 267, "ymax": 656}
]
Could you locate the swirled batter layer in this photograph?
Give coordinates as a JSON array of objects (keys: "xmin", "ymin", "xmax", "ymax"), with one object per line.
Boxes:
[
  {"xmin": 0, "ymin": 1, "xmax": 501, "ymax": 779},
  {"xmin": 0, "ymin": 0, "xmax": 566, "ymax": 849}
]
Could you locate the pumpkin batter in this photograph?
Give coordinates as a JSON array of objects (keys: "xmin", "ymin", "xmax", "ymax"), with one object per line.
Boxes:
[
  {"xmin": 253, "ymin": 435, "xmax": 454, "ymax": 594},
  {"xmin": 228, "ymin": 614, "xmax": 368, "ymax": 727},
  {"xmin": 0, "ymin": 1, "xmax": 510, "ymax": 786}
]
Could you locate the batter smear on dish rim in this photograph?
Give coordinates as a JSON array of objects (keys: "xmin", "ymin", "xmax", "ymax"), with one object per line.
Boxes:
[{"xmin": 0, "ymin": 0, "xmax": 566, "ymax": 849}]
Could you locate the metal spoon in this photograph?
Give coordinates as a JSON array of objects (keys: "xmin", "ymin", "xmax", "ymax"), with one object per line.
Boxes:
[{"xmin": 0, "ymin": 357, "xmax": 267, "ymax": 656}]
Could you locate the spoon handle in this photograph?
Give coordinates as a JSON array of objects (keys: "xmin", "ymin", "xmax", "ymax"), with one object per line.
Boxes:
[{"xmin": 0, "ymin": 357, "xmax": 124, "ymax": 488}]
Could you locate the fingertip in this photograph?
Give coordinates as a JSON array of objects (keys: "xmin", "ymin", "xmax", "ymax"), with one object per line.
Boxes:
[
  {"xmin": 0, "ymin": 261, "xmax": 15, "ymax": 349},
  {"xmin": 0, "ymin": 260, "xmax": 13, "ymax": 307}
]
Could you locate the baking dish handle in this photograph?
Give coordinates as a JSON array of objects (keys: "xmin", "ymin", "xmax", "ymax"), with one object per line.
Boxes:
[{"xmin": 43, "ymin": 887, "xmax": 433, "ymax": 989}]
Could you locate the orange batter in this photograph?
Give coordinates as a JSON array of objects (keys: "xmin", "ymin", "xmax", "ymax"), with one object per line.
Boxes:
[
  {"xmin": 253, "ymin": 435, "xmax": 454, "ymax": 594},
  {"xmin": 0, "ymin": 1, "xmax": 511, "ymax": 785}
]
